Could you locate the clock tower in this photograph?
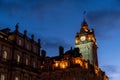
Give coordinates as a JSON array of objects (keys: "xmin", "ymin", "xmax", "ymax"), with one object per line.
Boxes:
[{"xmin": 75, "ymin": 19, "xmax": 98, "ymax": 66}]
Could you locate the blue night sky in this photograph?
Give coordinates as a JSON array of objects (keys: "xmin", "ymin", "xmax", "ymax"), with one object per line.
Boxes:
[{"xmin": 0, "ymin": 0, "xmax": 120, "ymax": 80}]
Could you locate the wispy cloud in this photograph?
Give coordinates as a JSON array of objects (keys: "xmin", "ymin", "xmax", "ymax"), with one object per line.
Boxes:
[
  {"xmin": 101, "ymin": 65, "xmax": 120, "ymax": 80},
  {"xmin": 86, "ymin": 10, "xmax": 120, "ymax": 40},
  {"xmin": 41, "ymin": 36, "xmax": 70, "ymax": 49}
]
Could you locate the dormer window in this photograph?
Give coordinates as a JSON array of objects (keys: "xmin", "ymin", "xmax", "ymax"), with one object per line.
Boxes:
[{"xmin": 3, "ymin": 50, "xmax": 7, "ymax": 60}]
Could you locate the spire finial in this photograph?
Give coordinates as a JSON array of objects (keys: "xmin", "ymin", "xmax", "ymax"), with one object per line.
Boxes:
[
  {"xmin": 81, "ymin": 11, "xmax": 88, "ymax": 27},
  {"xmin": 83, "ymin": 11, "xmax": 86, "ymax": 19},
  {"xmin": 15, "ymin": 23, "xmax": 19, "ymax": 32}
]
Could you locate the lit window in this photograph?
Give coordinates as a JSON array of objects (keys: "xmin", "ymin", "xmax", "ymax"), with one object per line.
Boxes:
[
  {"xmin": 85, "ymin": 62, "xmax": 88, "ymax": 69},
  {"xmin": 26, "ymin": 58, "xmax": 28, "ymax": 65},
  {"xmin": 17, "ymin": 55, "xmax": 20, "ymax": 63},
  {"xmin": 18, "ymin": 39, "xmax": 22, "ymax": 45},
  {"xmin": 3, "ymin": 51, "xmax": 7, "ymax": 59},
  {"xmin": 55, "ymin": 62, "xmax": 59, "ymax": 67},
  {"xmin": 15, "ymin": 77, "xmax": 19, "ymax": 80},
  {"xmin": 1, "ymin": 74, "xmax": 5, "ymax": 80},
  {"xmin": 60, "ymin": 61, "xmax": 68, "ymax": 69}
]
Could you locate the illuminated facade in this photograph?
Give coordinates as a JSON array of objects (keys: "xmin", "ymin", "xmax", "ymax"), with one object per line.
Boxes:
[
  {"xmin": 0, "ymin": 21, "xmax": 108, "ymax": 80},
  {"xmin": 75, "ymin": 19, "xmax": 98, "ymax": 66}
]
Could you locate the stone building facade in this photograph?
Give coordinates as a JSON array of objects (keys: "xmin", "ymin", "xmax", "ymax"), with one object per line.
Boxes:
[{"xmin": 0, "ymin": 24, "xmax": 41, "ymax": 80}]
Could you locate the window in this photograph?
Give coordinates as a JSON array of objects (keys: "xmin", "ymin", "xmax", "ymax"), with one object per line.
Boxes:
[
  {"xmin": 26, "ymin": 43, "xmax": 30, "ymax": 50},
  {"xmin": 33, "ymin": 47, "xmax": 36, "ymax": 53},
  {"xmin": 18, "ymin": 39, "xmax": 22, "ymax": 45},
  {"xmin": 3, "ymin": 51, "xmax": 7, "ymax": 60},
  {"xmin": 26, "ymin": 58, "xmax": 28, "ymax": 65},
  {"xmin": 1, "ymin": 74, "xmax": 5, "ymax": 80},
  {"xmin": 15, "ymin": 77, "xmax": 19, "ymax": 80},
  {"xmin": 33, "ymin": 62, "xmax": 36, "ymax": 68},
  {"xmin": 17, "ymin": 55, "xmax": 20, "ymax": 63}
]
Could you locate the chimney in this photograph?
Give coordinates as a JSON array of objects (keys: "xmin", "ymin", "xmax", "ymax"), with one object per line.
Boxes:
[
  {"xmin": 38, "ymin": 39, "xmax": 41, "ymax": 46},
  {"xmin": 38, "ymin": 39, "xmax": 41, "ymax": 55},
  {"xmin": 15, "ymin": 23, "xmax": 19, "ymax": 32},
  {"xmin": 24, "ymin": 30, "xmax": 27, "ymax": 37},
  {"xmin": 41, "ymin": 50, "xmax": 46, "ymax": 58},
  {"xmin": 74, "ymin": 48, "xmax": 80, "ymax": 56},
  {"xmin": 59, "ymin": 46, "xmax": 64, "ymax": 57},
  {"xmin": 31, "ymin": 34, "xmax": 34, "ymax": 41}
]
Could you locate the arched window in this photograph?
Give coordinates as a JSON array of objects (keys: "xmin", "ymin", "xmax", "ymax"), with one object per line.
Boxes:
[
  {"xmin": 3, "ymin": 51, "xmax": 7, "ymax": 59},
  {"xmin": 1, "ymin": 74, "xmax": 5, "ymax": 80}
]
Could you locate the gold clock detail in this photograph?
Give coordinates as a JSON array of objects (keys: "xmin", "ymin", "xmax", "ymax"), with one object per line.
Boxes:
[{"xmin": 80, "ymin": 36, "xmax": 86, "ymax": 41}]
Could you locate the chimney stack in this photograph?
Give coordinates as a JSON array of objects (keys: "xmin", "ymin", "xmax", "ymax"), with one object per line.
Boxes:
[
  {"xmin": 59, "ymin": 46, "xmax": 64, "ymax": 57},
  {"xmin": 41, "ymin": 50, "xmax": 46, "ymax": 58},
  {"xmin": 24, "ymin": 30, "xmax": 27, "ymax": 37}
]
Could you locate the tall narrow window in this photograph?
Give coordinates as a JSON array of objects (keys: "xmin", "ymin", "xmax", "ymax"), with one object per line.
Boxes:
[
  {"xmin": 3, "ymin": 51, "xmax": 7, "ymax": 60},
  {"xmin": 26, "ymin": 43, "xmax": 30, "ymax": 50},
  {"xmin": 15, "ymin": 77, "xmax": 19, "ymax": 80},
  {"xmin": 33, "ymin": 47, "xmax": 37, "ymax": 53},
  {"xmin": 18, "ymin": 39, "xmax": 22, "ymax": 45},
  {"xmin": 17, "ymin": 55, "xmax": 20, "ymax": 63},
  {"xmin": 33, "ymin": 61, "xmax": 36, "ymax": 68},
  {"xmin": 26, "ymin": 58, "xmax": 28, "ymax": 65},
  {"xmin": 1, "ymin": 74, "xmax": 5, "ymax": 80}
]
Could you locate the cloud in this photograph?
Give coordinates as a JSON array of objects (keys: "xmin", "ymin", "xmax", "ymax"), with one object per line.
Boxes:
[
  {"xmin": 40, "ymin": 36, "xmax": 71, "ymax": 56},
  {"xmin": 0, "ymin": 0, "xmax": 64, "ymax": 12},
  {"xmin": 87, "ymin": 11, "xmax": 120, "ymax": 27},
  {"xmin": 41, "ymin": 36, "xmax": 70, "ymax": 49},
  {"xmin": 101, "ymin": 65, "xmax": 118, "ymax": 73},
  {"xmin": 101, "ymin": 65, "xmax": 120, "ymax": 80},
  {"xmin": 86, "ymin": 10, "xmax": 120, "ymax": 40}
]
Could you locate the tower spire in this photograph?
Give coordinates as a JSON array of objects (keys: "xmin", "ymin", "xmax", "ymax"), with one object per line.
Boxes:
[
  {"xmin": 83, "ymin": 11, "xmax": 86, "ymax": 19},
  {"xmin": 81, "ymin": 11, "xmax": 88, "ymax": 27}
]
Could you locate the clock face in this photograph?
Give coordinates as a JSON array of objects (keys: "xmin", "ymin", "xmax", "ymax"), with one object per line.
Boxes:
[{"xmin": 80, "ymin": 36, "xmax": 86, "ymax": 41}]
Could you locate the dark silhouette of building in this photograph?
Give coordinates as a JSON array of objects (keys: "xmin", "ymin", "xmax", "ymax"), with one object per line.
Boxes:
[{"xmin": 0, "ymin": 21, "xmax": 108, "ymax": 80}]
